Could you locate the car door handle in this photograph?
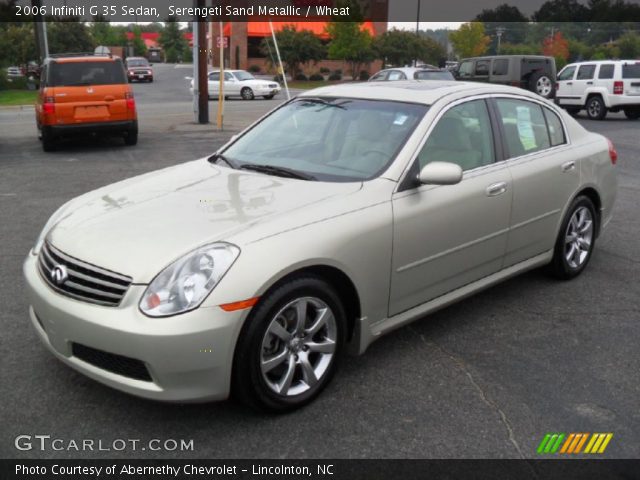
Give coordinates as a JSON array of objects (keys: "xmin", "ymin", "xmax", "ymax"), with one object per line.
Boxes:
[
  {"xmin": 566, "ymin": 82, "xmax": 573, "ymax": 85},
  {"xmin": 104, "ymin": 96, "xmax": 115, "ymax": 102},
  {"xmin": 562, "ymin": 161, "xmax": 576, "ymax": 172},
  {"xmin": 586, "ymin": 81, "xmax": 594, "ymax": 85},
  {"xmin": 486, "ymin": 182, "xmax": 508, "ymax": 197}
]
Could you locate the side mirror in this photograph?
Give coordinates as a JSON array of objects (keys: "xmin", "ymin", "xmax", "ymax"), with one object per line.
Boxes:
[{"xmin": 418, "ymin": 162, "xmax": 463, "ymax": 186}]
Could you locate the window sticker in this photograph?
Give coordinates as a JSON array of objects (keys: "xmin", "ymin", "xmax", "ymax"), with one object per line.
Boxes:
[
  {"xmin": 516, "ymin": 106, "xmax": 537, "ymax": 151},
  {"xmin": 394, "ymin": 113, "xmax": 408, "ymax": 125}
]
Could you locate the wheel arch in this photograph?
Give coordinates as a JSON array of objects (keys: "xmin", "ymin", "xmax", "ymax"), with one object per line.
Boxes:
[
  {"xmin": 585, "ymin": 90, "xmax": 609, "ymax": 107},
  {"xmin": 558, "ymin": 186, "xmax": 603, "ymax": 240}
]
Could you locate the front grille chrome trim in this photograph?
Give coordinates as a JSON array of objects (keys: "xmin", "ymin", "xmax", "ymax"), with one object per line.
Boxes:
[{"xmin": 38, "ymin": 241, "xmax": 132, "ymax": 307}]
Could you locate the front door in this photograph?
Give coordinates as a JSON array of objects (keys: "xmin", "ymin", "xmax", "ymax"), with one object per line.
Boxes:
[{"xmin": 389, "ymin": 99, "xmax": 512, "ymax": 316}]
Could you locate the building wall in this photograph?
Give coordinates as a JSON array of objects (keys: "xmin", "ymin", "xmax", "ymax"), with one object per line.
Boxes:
[{"xmin": 247, "ymin": 57, "xmax": 383, "ymax": 78}]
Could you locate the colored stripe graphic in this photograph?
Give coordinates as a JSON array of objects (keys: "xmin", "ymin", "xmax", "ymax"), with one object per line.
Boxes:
[{"xmin": 540, "ymin": 433, "xmax": 613, "ymax": 455}]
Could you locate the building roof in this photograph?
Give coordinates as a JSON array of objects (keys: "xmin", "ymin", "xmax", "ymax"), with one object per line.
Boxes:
[{"xmin": 223, "ymin": 21, "xmax": 376, "ymax": 39}]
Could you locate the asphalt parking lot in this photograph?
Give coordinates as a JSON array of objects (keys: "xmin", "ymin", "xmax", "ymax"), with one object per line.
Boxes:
[{"xmin": 1, "ymin": 63, "xmax": 638, "ymax": 459}]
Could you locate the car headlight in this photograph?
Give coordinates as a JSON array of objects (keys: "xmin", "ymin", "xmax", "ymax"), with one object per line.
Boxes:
[
  {"xmin": 140, "ymin": 243, "xmax": 240, "ymax": 317},
  {"xmin": 32, "ymin": 199, "xmax": 75, "ymax": 256}
]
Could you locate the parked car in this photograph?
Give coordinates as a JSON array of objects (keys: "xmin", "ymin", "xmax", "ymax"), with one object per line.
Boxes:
[
  {"xmin": 25, "ymin": 82, "xmax": 616, "ymax": 411},
  {"xmin": 190, "ymin": 70, "xmax": 281, "ymax": 100},
  {"xmin": 454, "ymin": 55, "xmax": 557, "ymax": 99},
  {"xmin": 555, "ymin": 60, "xmax": 640, "ymax": 120},
  {"xmin": 125, "ymin": 56, "xmax": 153, "ymax": 83},
  {"xmin": 35, "ymin": 54, "xmax": 137, "ymax": 151},
  {"xmin": 369, "ymin": 66, "xmax": 454, "ymax": 82},
  {"xmin": 7, "ymin": 66, "xmax": 24, "ymax": 80}
]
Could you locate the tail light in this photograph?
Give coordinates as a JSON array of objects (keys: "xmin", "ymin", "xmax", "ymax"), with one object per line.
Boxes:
[
  {"xmin": 607, "ymin": 138, "xmax": 617, "ymax": 165},
  {"xmin": 43, "ymin": 96, "xmax": 55, "ymax": 115},
  {"xmin": 613, "ymin": 81, "xmax": 624, "ymax": 95},
  {"xmin": 125, "ymin": 91, "xmax": 136, "ymax": 111}
]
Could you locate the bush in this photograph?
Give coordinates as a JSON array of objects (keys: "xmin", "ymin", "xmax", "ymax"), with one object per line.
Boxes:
[
  {"xmin": 295, "ymin": 73, "xmax": 308, "ymax": 81},
  {"xmin": 309, "ymin": 73, "xmax": 324, "ymax": 81},
  {"xmin": 319, "ymin": 67, "xmax": 330, "ymax": 74},
  {"xmin": 273, "ymin": 74, "xmax": 284, "ymax": 83},
  {"xmin": 248, "ymin": 64, "xmax": 261, "ymax": 73},
  {"xmin": 0, "ymin": 75, "xmax": 10, "ymax": 91},
  {"xmin": 165, "ymin": 47, "xmax": 179, "ymax": 63},
  {"xmin": 182, "ymin": 47, "xmax": 193, "ymax": 63},
  {"xmin": 4, "ymin": 77, "xmax": 30, "ymax": 90},
  {"xmin": 332, "ymin": 69, "xmax": 343, "ymax": 75},
  {"xmin": 328, "ymin": 73, "xmax": 342, "ymax": 81},
  {"xmin": 359, "ymin": 70, "xmax": 370, "ymax": 81}
]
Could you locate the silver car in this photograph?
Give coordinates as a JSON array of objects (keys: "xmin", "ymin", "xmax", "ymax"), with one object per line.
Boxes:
[{"xmin": 24, "ymin": 82, "xmax": 617, "ymax": 411}]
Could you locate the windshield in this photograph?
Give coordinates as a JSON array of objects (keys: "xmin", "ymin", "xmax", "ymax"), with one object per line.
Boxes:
[
  {"xmin": 414, "ymin": 70, "xmax": 454, "ymax": 81},
  {"xmin": 127, "ymin": 59, "xmax": 149, "ymax": 68},
  {"xmin": 234, "ymin": 71, "xmax": 255, "ymax": 81},
  {"xmin": 223, "ymin": 98, "xmax": 428, "ymax": 182},
  {"xmin": 48, "ymin": 61, "xmax": 126, "ymax": 86}
]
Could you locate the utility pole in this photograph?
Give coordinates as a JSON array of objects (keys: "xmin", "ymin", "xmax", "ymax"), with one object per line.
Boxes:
[
  {"xmin": 197, "ymin": 0, "xmax": 208, "ymax": 124},
  {"xmin": 414, "ymin": 0, "xmax": 421, "ymax": 67},
  {"xmin": 496, "ymin": 27, "xmax": 505, "ymax": 55},
  {"xmin": 31, "ymin": 0, "xmax": 48, "ymax": 63}
]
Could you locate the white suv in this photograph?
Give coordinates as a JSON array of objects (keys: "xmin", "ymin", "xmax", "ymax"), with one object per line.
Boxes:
[{"xmin": 556, "ymin": 60, "xmax": 640, "ymax": 120}]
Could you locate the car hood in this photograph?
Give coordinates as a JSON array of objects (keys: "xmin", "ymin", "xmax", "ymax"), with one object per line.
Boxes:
[{"xmin": 48, "ymin": 159, "xmax": 361, "ymax": 283}]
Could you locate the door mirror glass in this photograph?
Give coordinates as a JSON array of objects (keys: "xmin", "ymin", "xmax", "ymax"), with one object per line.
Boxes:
[{"xmin": 418, "ymin": 162, "xmax": 463, "ymax": 185}]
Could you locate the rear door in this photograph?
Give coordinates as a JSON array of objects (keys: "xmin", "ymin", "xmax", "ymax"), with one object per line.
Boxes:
[
  {"xmin": 571, "ymin": 64, "xmax": 597, "ymax": 100},
  {"xmin": 594, "ymin": 63, "xmax": 615, "ymax": 97},
  {"xmin": 48, "ymin": 60, "xmax": 130, "ymax": 125}
]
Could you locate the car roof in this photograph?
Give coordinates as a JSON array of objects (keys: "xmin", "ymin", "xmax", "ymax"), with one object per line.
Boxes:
[
  {"xmin": 380, "ymin": 67, "xmax": 445, "ymax": 74},
  {"xmin": 564, "ymin": 59, "xmax": 640, "ymax": 66},
  {"xmin": 126, "ymin": 57, "xmax": 148, "ymax": 61},
  {"xmin": 48, "ymin": 56, "xmax": 118, "ymax": 64},
  {"xmin": 461, "ymin": 55, "xmax": 552, "ymax": 61},
  {"xmin": 298, "ymin": 81, "xmax": 536, "ymax": 106}
]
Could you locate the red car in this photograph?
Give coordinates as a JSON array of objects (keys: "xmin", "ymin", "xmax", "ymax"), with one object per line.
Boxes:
[{"xmin": 125, "ymin": 57, "xmax": 153, "ymax": 83}]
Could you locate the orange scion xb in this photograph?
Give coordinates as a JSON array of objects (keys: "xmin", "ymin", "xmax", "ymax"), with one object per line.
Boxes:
[{"xmin": 36, "ymin": 54, "xmax": 138, "ymax": 152}]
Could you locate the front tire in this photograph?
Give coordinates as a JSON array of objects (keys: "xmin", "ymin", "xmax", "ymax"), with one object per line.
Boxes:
[
  {"xmin": 263, "ymin": 94, "xmax": 275, "ymax": 100},
  {"xmin": 548, "ymin": 196, "xmax": 597, "ymax": 279},
  {"xmin": 241, "ymin": 87, "xmax": 255, "ymax": 100},
  {"xmin": 232, "ymin": 275, "xmax": 346, "ymax": 412},
  {"xmin": 586, "ymin": 96, "xmax": 607, "ymax": 120}
]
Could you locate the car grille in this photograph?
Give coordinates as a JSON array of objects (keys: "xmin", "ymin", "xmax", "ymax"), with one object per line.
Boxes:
[
  {"xmin": 72, "ymin": 343, "xmax": 152, "ymax": 382},
  {"xmin": 38, "ymin": 242, "xmax": 132, "ymax": 307},
  {"xmin": 269, "ymin": 83, "xmax": 278, "ymax": 88}
]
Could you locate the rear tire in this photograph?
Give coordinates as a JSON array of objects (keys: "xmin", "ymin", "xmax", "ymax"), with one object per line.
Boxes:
[
  {"xmin": 624, "ymin": 107, "xmax": 640, "ymax": 120},
  {"xmin": 42, "ymin": 130, "xmax": 56, "ymax": 152},
  {"xmin": 232, "ymin": 275, "xmax": 346, "ymax": 412},
  {"xmin": 263, "ymin": 95, "xmax": 275, "ymax": 100},
  {"xmin": 124, "ymin": 128, "xmax": 138, "ymax": 146},
  {"xmin": 547, "ymin": 195, "xmax": 597, "ymax": 280},
  {"xmin": 586, "ymin": 96, "xmax": 607, "ymax": 120}
]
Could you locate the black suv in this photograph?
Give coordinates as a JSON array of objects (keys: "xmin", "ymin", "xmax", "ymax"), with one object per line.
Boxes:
[{"xmin": 453, "ymin": 55, "xmax": 557, "ymax": 99}]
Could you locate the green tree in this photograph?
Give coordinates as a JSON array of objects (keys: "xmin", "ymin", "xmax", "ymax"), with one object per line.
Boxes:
[
  {"xmin": 327, "ymin": 22, "xmax": 375, "ymax": 79},
  {"xmin": 617, "ymin": 31, "xmax": 640, "ymax": 58},
  {"xmin": 372, "ymin": 29, "xmax": 427, "ymax": 66},
  {"xmin": 46, "ymin": 18, "xmax": 95, "ymax": 54},
  {"xmin": 500, "ymin": 43, "xmax": 540, "ymax": 55},
  {"xmin": 90, "ymin": 17, "xmax": 127, "ymax": 47},
  {"xmin": 0, "ymin": 23, "xmax": 37, "ymax": 67},
  {"xmin": 475, "ymin": 4, "xmax": 529, "ymax": 50},
  {"xmin": 131, "ymin": 26, "xmax": 148, "ymax": 57},
  {"xmin": 159, "ymin": 16, "xmax": 189, "ymax": 62},
  {"xmin": 260, "ymin": 26, "xmax": 325, "ymax": 79},
  {"xmin": 533, "ymin": 0, "xmax": 590, "ymax": 22},
  {"xmin": 449, "ymin": 23, "xmax": 491, "ymax": 58}
]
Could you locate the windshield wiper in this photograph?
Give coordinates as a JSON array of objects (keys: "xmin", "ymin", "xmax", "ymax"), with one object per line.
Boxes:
[
  {"xmin": 299, "ymin": 98, "xmax": 347, "ymax": 110},
  {"xmin": 239, "ymin": 164, "xmax": 316, "ymax": 181},
  {"xmin": 208, "ymin": 153, "xmax": 237, "ymax": 169}
]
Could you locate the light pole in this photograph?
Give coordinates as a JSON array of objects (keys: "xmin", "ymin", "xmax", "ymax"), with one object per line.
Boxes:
[
  {"xmin": 414, "ymin": 0, "xmax": 421, "ymax": 67},
  {"xmin": 496, "ymin": 27, "xmax": 505, "ymax": 54}
]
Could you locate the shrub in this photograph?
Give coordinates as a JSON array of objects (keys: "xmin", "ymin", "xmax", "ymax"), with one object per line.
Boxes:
[
  {"xmin": 359, "ymin": 70, "xmax": 370, "ymax": 81},
  {"xmin": 332, "ymin": 68, "xmax": 343, "ymax": 75},
  {"xmin": 328, "ymin": 73, "xmax": 342, "ymax": 81},
  {"xmin": 309, "ymin": 73, "xmax": 324, "ymax": 81},
  {"xmin": 319, "ymin": 67, "xmax": 330, "ymax": 74},
  {"xmin": 248, "ymin": 64, "xmax": 261, "ymax": 73},
  {"xmin": 295, "ymin": 73, "xmax": 308, "ymax": 81},
  {"xmin": 273, "ymin": 74, "xmax": 284, "ymax": 83}
]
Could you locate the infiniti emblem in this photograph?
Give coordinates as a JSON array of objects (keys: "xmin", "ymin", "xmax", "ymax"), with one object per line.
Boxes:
[{"xmin": 50, "ymin": 265, "xmax": 68, "ymax": 285}]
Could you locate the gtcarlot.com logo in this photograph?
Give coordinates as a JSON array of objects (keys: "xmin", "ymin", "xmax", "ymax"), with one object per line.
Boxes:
[
  {"xmin": 14, "ymin": 435, "xmax": 194, "ymax": 452},
  {"xmin": 537, "ymin": 433, "xmax": 613, "ymax": 455}
]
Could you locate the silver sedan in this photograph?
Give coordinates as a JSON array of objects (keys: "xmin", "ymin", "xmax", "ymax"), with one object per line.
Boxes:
[{"xmin": 24, "ymin": 81, "xmax": 617, "ymax": 411}]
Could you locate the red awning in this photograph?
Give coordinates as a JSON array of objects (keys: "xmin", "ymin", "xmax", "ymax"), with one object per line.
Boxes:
[{"xmin": 223, "ymin": 21, "xmax": 376, "ymax": 40}]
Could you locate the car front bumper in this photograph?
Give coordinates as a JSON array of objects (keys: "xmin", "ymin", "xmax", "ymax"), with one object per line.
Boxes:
[{"xmin": 23, "ymin": 253, "xmax": 246, "ymax": 402}]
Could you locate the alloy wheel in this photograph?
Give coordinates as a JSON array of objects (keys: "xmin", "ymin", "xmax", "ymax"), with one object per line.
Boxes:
[
  {"xmin": 588, "ymin": 99, "xmax": 601, "ymax": 118},
  {"xmin": 536, "ymin": 76, "xmax": 552, "ymax": 97},
  {"xmin": 564, "ymin": 206, "xmax": 594, "ymax": 269},
  {"xmin": 260, "ymin": 297, "xmax": 337, "ymax": 397}
]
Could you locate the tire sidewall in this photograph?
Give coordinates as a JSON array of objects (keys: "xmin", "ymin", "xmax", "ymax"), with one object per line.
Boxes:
[
  {"xmin": 552, "ymin": 196, "xmax": 597, "ymax": 279},
  {"xmin": 241, "ymin": 87, "xmax": 254, "ymax": 100},
  {"xmin": 232, "ymin": 276, "xmax": 346, "ymax": 412},
  {"xmin": 586, "ymin": 96, "xmax": 606, "ymax": 120}
]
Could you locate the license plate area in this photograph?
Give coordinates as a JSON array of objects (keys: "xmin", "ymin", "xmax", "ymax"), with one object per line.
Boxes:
[{"xmin": 74, "ymin": 105, "xmax": 109, "ymax": 119}]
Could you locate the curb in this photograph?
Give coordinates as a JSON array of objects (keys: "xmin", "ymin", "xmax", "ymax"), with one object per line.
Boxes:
[{"xmin": 0, "ymin": 104, "xmax": 35, "ymax": 111}]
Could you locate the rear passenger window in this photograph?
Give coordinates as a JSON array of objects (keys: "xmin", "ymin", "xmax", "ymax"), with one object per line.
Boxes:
[
  {"xmin": 418, "ymin": 100, "xmax": 494, "ymax": 172},
  {"xmin": 598, "ymin": 64, "xmax": 615, "ymax": 79},
  {"xmin": 387, "ymin": 71, "xmax": 406, "ymax": 81},
  {"xmin": 577, "ymin": 65, "xmax": 596, "ymax": 80},
  {"xmin": 475, "ymin": 61, "xmax": 489, "ymax": 76},
  {"xmin": 543, "ymin": 108, "xmax": 566, "ymax": 147},
  {"xmin": 492, "ymin": 59, "xmax": 509, "ymax": 76},
  {"xmin": 496, "ymin": 99, "xmax": 551, "ymax": 157}
]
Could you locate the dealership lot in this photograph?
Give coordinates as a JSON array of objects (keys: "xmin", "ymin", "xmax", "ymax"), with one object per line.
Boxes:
[{"xmin": 1, "ymin": 63, "xmax": 638, "ymax": 458}]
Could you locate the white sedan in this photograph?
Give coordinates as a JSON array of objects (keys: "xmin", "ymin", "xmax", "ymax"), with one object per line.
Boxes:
[{"xmin": 190, "ymin": 70, "xmax": 281, "ymax": 100}]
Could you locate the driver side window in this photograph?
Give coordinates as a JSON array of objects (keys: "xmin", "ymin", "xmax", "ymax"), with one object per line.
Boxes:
[{"xmin": 417, "ymin": 100, "xmax": 495, "ymax": 172}]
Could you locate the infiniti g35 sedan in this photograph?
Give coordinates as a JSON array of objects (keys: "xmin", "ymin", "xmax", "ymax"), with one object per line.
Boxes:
[{"xmin": 24, "ymin": 81, "xmax": 617, "ymax": 412}]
